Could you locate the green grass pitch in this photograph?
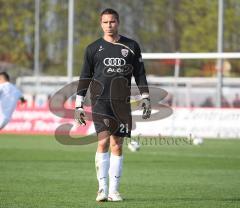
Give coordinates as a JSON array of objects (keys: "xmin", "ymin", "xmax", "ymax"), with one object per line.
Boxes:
[{"xmin": 0, "ymin": 134, "xmax": 240, "ymax": 208}]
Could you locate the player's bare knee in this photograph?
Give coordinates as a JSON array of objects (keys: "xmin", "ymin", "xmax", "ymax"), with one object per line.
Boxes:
[
  {"xmin": 110, "ymin": 143, "xmax": 123, "ymax": 155},
  {"xmin": 97, "ymin": 133, "xmax": 110, "ymax": 152},
  {"xmin": 97, "ymin": 141, "xmax": 110, "ymax": 152}
]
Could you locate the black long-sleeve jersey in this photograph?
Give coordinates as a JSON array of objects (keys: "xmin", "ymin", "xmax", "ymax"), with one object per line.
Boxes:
[{"xmin": 77, "ymin": 35, "xmax": 149, "ymax": 101}]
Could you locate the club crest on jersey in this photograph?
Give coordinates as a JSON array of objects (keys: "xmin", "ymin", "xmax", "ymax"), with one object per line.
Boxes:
[{"xmin": 121, "ymin": 49, "xmax": 129, "ymax": 57}]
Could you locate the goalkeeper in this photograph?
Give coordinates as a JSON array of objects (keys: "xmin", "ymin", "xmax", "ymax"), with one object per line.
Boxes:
[{"xmin": 75, "ymin": 8, "xmax": 151, "ymax": 202}]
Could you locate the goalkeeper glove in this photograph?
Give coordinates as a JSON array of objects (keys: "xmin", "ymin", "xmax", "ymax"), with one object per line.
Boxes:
[
  {"xmin": 74, "ymin": 95, "xmax": 86, "ymax": 125},
  {"xmin": 141, "ymin": 98, "xmax": 151, "ymax": 119},
  {"xmin": 74, "ymin": 106, "xmax": 86, "ymax": 126}
]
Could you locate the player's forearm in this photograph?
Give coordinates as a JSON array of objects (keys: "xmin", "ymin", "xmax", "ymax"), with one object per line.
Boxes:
[
  {"xmin": 134, "ymin": 74, "xmax": 150, "ymax": 96},
  {"xmin": 76, "ymin": 77, "xmax": 91, "ymax": 98},
  {"xmin": 0, "ymin": 117, "xmax": 9, "ymax": 130},
  {"xmin": 75, "ymin": 95, "xmax": 84, "ymax": 108}
]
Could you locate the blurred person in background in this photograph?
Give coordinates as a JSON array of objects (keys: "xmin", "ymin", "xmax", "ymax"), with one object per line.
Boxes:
[
  {"xmin": 201, "ymin": 97, "xmax": 214, "ymax": 107},
  {"xmin": 0, "ymin": 71, "xmax": 26, "ymax": 130},
  {"xmin": 232, "ymin": 93, "xmax": 240, "ymax": 108},
  {"xmin": 221, "ymin": 96, "xmax": 230, "ymax": 108}
]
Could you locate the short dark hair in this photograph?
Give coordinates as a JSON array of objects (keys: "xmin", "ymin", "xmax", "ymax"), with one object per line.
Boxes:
[
  {"xmin": 100, "ymin": 8, "xmax": 119, "ymax": 22},
  {"xmin": 0, "ymin": 71, "xmax": 10, "ymax": 81}
]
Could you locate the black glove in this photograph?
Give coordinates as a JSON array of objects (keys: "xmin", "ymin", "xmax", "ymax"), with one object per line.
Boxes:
[
  {"xmin": 74, "ymin": 106, "xmax": 86, "ymax": 126},
  {"xmin": 141, "ymin": 98, "xmax": 151, "ymax": 119},
  {"xmin": 19, "ymin": 97, "xmax": 26, "ymax": 104}
]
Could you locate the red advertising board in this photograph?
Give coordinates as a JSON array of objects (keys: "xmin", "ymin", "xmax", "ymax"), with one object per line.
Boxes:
[{"xmin": 0, "ymin": 106, "xmax": 93, "ymax": 135}]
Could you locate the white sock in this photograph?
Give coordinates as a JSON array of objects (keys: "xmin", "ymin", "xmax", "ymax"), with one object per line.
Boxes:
[
  {"xmin": 95, "ymin": 152, "xmax": 109, "ymax": 192},
  {"xmin": 109, "ymin": 153, "xmax": 123, "ymax": 194}
]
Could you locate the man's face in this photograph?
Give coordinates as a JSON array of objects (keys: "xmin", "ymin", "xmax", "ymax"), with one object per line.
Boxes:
[{"xmin": 100, "ymin": 14, "xmax": 119, "ymax": 36}]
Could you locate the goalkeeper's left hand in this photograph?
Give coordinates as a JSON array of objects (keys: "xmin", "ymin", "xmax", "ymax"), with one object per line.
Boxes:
[{"xmin": 141, "ymin": 98, "xmax": 151, "ymax": 119}]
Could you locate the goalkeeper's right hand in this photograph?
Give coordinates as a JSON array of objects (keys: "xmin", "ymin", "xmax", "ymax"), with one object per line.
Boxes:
[{"xmin": 74, "ymin": 106, "xmax": 86, "ymax": 126}]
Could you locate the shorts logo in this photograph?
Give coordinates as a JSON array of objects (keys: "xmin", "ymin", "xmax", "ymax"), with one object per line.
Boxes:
[
  {"xmin": 103, "ymin": 118, "xmax": 110, "ymax": 127},
  {"xmin": 103, "ymin": 58, "xmax": 126, "ymax": 67},
  {"xmin": 121, "ymin": 49, "xmax": 129, "ymax": 57}
]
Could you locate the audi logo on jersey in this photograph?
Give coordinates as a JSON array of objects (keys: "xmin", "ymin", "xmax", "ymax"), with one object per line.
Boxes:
[
  {"xmin": 103, "ymin": 64, "xmax": 133, "ymax": 77},
  {"xmin": 103, "ymin": 58, "xmax": 126, "ymax": 67}
]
